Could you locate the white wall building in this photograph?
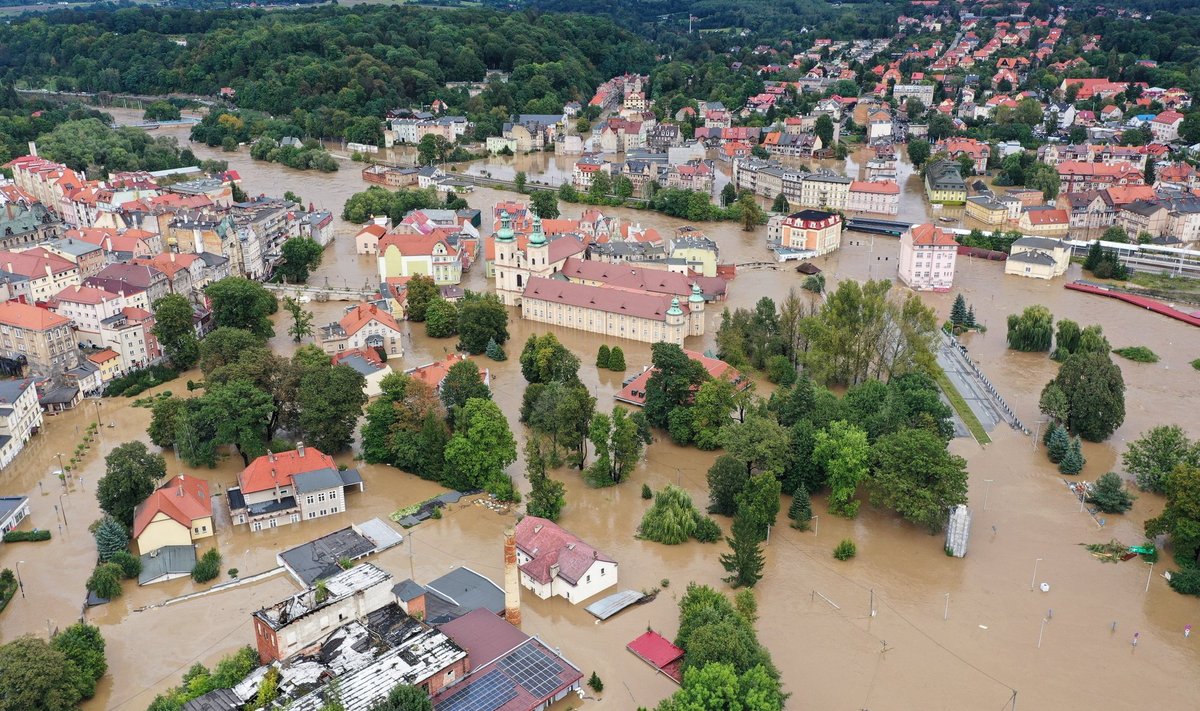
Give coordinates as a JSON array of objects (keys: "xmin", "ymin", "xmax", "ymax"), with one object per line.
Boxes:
[{"xmin": 513, "ymin": 516, "xmax": 617, "ymax": 605}]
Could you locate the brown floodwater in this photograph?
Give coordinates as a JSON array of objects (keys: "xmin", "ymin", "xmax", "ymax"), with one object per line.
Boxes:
[{"xmin": 1, "ymin": 108, "xmax": 1197, "ymax": 710}]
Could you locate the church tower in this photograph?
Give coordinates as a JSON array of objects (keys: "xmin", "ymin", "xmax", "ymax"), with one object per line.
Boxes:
[
  {"xmin": 527, "ymin": 213, "xmax": 550, "ymax": 279},
  {"xmin": 688, "ymin": 282, "xmax": 706, "ymax": 336},
  {"xmin": 494, "ymin": 210, "xmax": 521, "ymax": 305},
  {"xmin": 665, "ymin": 295, "xmax": 686, "ymax": 344}
]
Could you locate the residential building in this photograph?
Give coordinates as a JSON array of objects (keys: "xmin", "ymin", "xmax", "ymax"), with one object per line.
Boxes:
[
  {"xmin": 768, "ymin": 209, "xmax": 843, "ymax": 256},
  {"xmin": 0, "ymin": 301, "xmax": 78, "ymax": 374},
  {"xmin": 1056, "ymin": 161, "xmax": 1144, "ymax": 193},
  {"xmin": 0, "ymin": 378, "xmax": 42, "ymax": 469},
  {"xmin": 846, "ymin": 180, "xmax": 901, "ymax": 214},
  {"xmin": 513, "ymin": 516, "xmax": 617, "ymax": 604},
  {"xmin": 86, "ymin": 349, "xmax": 121, "ymax": 383},
  {"xmin": 331, "ymin": 348, "xmax": 392, "ymax": 398},
  {"xmin": 614, "ymin": 350, "xmax": 749, "ymax": 407},
  {"xmin": 40, "ymin": 237, "xmax": 104, "ymax": 279},
  {"xmin": 937, "ymin": 138, "xmax": 991, "ymax": 174},
  {"xmin": 132, "ymin": 474, "xmax": 214, "ymax": 555},
  {"xmin": 355, "ymin": 219, "xmax": 389, "ymax": 256},
  {"xmin": 664, "ymin": 160, "xmax": 715, "ymax": 193},
  {"xmin": 320, "ymin": 304, "xmax": 405, "ymax": 357},
  {"xmin": 0, "ymin": 201, "xmax": 61, "ymax": 250},
  {"xmin": 1151, "ymin": 111, "xmax": 1185, "ymax": 143},
  {"xmin": 0, "ymin": 248, "xmax": 79, "ymax": 301},
  {"xmin": 376, "ymin": 232, "xmax": 464, "ymax": 285},
  {"xmin": 98, "ymin": 307, "xmax": 160, "ymax": 372},
  {"xmin": 0, "ymin": 496, "xmax": 30, "ymax": 536},
  {"xmin": 83, "ymin": 263, "xmax": 168, "ymax": 312},
  {"xmin": 965, "ymin": 196, "xmax": 1009, "ymax": 225},
  {"xmin": 893, "ymin": 83, "xmax": 935, "ymax": 107},
  {"xmin": 670, "ymin": 230, "xmax": 720, "ymax": 277},
  {"xmin": 898, "ymin": 223, "xmax": 958, "ymax": 292},
  {"xmin": 48, "ymin": 285, "xmax": 125, "ymax": 337},
  {"xmin": 1005, "ymin": 237, "xmax": 1071, "ymax": 279},
  {"xmin": 924, "ymin": 161, "xmax": 967, "ymax": 204},
  {"xmin": 1018, "ymin": 208, "xmax": 1071, "ymax": 236},
  {"xmin": 227, "ymin": 444, "xmax": 365, "ymax": 531}
]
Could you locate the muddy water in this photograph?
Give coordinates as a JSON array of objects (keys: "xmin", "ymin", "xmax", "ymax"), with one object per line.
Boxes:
[{"xmin": 1, "ymin": 108, "xmax": 1196, "ymax": 710}]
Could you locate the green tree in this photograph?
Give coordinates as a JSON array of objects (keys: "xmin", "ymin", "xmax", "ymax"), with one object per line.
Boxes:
[
  {"xmin": 443, "ymin": 398, "xmax": 516, "ymax": 491},
  {"xmin": 814, "ymin": 420, "xmax": 870, "ymax": 518},
  {"xmin": 198, "ymin": 326, "xmax": 264, "ymax": 374},
  {"xmin": 782, "ymin": 419, "xmax": 821, "ymax": 495},
  {"xmin": 736, "ymin": 192, "xmax": 764, "ymax": 231},
  {"xmin": 907, "ymin": 138, "xmax": 931, "ymax": 167},
  {"xmin": 1024, "ymin": 161, "xmax": 1061, "ymax": 200},
  {"xmin": 1088, "ymin": 472, "xmax": 1135, "ymax": 514},
  {"xmin": 1006, "ymin": 305, "xmax": 1054, "ymax": 352},
  {"xmin": 658, "ymin": 662, "xmax": 784, "ymax": 711},
  {"xmin": 719, "ymin": 414, "xmax": 790, "ymax": 479},
  {"xmin": 528, "ymin": 381, "xmax": 595, "ymax": 466},
  {"xmin": 417, "ymin": 134, "xmax": 450, "ymax": 165},
  {"xmin": 147, "ymin": 395, "xmax": 187, "ymax": 449},
  {"xmin": 1047, "ymin": 425, "xmax": 1070, "ymax": 464},
  {"xmin": 615, "ymin": 175, "xmax": 634, "ymax": 199},
  {"xmin": 707, "ymin": 454, "xmax": 748, "ymax": 516},
  {"xmin": 205, "ymin": 277, "xmax": 277, "ymax": 338},
  {"xmin": 109, "ymin": 550, "xmax": 141, "ymax": 579},
  {"xmin": 93, "ymin": 515, "xmax": 128, "ymax": 562},
  {"xmin": 734, "ymin": 473, "xmax": 782, "ymax": 542},
  {"xmin": 770, "ymin": 192, "xmax": 789, "ymax": 213},
  {"xmin": 371, "ymin": 684, "xmax": 432, "ymax": 711},
  {"xmin": 457, "ymin": 291, "xmax": 508, "ymax": 354},
  {"xmin": 788, "ymin": 488, "xmax": 813, "ymax": 530},
  {"xmin": 530, "ymin": 190, "xmax": 559, "ymax": 219},
  {"xmin": 589, "ymin": 170, "xmax": 612, "ymax": 199},
  {"xmin": 608, "ymin": 346, "xmax": 626, "ymax": 370},
  {"xmin": 424, "ymin": 298, "xmax": 459, "ymax": 338},
  {"xmin": 283, "ymin": 296, "xmax": 314, "ymax": 343},
  {"xmin": 152, "ymin": 294, "xmax": 199, "ymax": 369},
  {"xmin": 297, "ymin": 364, "xmax": 367, "ymax": 452},
  {"xmin": 520, "ymin": 333, "xmax": 580, "ymax": 384},
  {"xmin": 639, "ymin": 485, "xmax": 702, "ymax": 544},
  {"xmin": 587, "ymin": 407, "xmax": 647, "ymax": 486},
  {"xmin": 950, "ymin": 294, "xmax": 968, "ymax": 327},
  {"xmin": 440, "ymin": 359, "xmax": 491, "ymax": 415},
  {"xmin": 524, "ymin": 439, "xmax": 566, "ymax": 521},
  {"xmin": 1123, "ymin": 425, "xmax": 1200, "ymax": 494},
  {"xmin": 720, "ymin": 513, "xmax": 765, "ymax": 588},
  {"xmin": 868, "ymin": 428, "xmax": 968, "ymax": 532},
  {"xmin": 404, "ymin": 275, "xmax": 440, "ymax": 322},
  {"xmin": 0, "ymin": 636, "xmax": 85, "ymax": 711},
  {"xmin": 143, "ymin": 100, "xmax": 181, "ymax": 122},
  {"xmin": 97, "ymin": 441, "xmax": 167, "ymax": 527},
  {"xmin": 720, "ymin": 182, "xmax": 738, "ymax": 207},
  {"xmin": 202, "ymin": 379, "xmax": 276, "ymax": 465},
  {"xmin": 514, "ymin": 171, "xmax": 527, "ymax": 193},
  {"xmin": 691, "ymin": 377, "xmax": 736, "ymax": 450},
  {"xmin": 86, "ymin": 563, "xmax": 123, "ymax": 599},
  {"xmin": 1059, "ymin": 437, "xmax": 1085, "ymax": 475},
  {"xmin": 1145, "ymin": 464, "xmax": 1200, "ymax": 566},
  {"xmin": 596, "ymin": 344, "xmax": 611, "ymax": 369},
  {"xmin": 51, "ymin": 623, "xmax": 107, "ymax": 701},
  {"xmin": 644, "ymin": 342, "xmax": 709, "ymax": 429},
  {"xmin": 276, "ymin": 237, "xmax": 324, "ymax": 283},
  {"xmin": 814, "ymin": 113, "xmax": 834, "ymax": 148},
  {"xmin": 1051, "ymin": 352, "xmax": 1125, "ymax": 442}
]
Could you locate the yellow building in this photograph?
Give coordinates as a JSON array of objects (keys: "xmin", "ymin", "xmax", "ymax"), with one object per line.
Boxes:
[
  {"xmin": 521, "ymin": 277, "xmax": 705, "ymax": 344},
  {"xmin": 924, "ymin": 161, "xmax": 967, "ymax": 205},
  {"xmin": 86, "ymin": 349, "xmax": 121, "ymax": 382},
  {"xmin": 768, "ymin": 209, "xmax": 843, "ymax": 256},
  {"xmin": 671, "ymin": 227, "xmax": 720, "ymax": 277},
  {"xmin": 965, "ymin": 196, "xmax": 1008, "ymax": 225},
  {"xmin": 132, "ymin": 474, "xmax": 214, "ymax": 555}
]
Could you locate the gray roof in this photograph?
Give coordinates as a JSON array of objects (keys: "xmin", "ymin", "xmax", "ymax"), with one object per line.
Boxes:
[
  {"xmin": 0, "ymin": 496, "xmax": 27, "ymax": 522},
  {"xmin": 139, "ymin": 545, "xmax": 198, "ymax": 585},
  {"xmin": 337, "ymin": 353, "xmax": 385, "ymax": 377},
  {"xmin": 392, "ymin": 579, "xmax": 426, "ymax": 602},
  {"xmin": 39, "ymin": 385, "xmax": 79, "ymax": 406},
  {"xmin": 340, "ymin": 469, "xmax": 363, "ymax": 488},
  {"xmin": 292, "ymin": 468, "xmax": 346, "ymax": 495},
  {"xmin": 1013, "ymin": 236, "xmax": 1064, "ymax": 251},
  {"xmin": 1008, "ymin": 249, "xmax": 1057, "ymax": 266},
  {"xmin": 47, "ymin": 238, "xmax": 102, "ymax": 257},
  {"xmin": 423, "ymin": 566, "xmax": 505, "ymax": 623},
  {"xmin": 182, "ymin": 688, "xmax": 241, "ymax": 711},
  {"xmin": 0, "ymin": 378, "xmax": 34, "ymax": 403},
  {"xmin": 278, "ymin": 527, "xmax": 377, "ymax": 585}
]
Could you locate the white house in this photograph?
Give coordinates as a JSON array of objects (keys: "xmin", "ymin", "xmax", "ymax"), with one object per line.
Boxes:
[
  {"xmin": 0, "ymin": 496, "xmax": 30, "ymax": 536},
  {"xmin": 1004, "ymin": 236, "xmax": 1071, "ymax": 279},
  {"xmin": 898, "ymin": 223, "xmax": 958, "ymax": 292},
  {"xmin": 513, "ymin": 516, "xmax": 617, "ymax": 605},
  {"xmin": 0, "ymin": 378, "xmax": 42, "ymax": 469}
]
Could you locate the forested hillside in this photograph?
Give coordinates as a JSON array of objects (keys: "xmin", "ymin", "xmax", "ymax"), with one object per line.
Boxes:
[{"xmin": 0, "ymin": 6, "xmax": 654, "ymax": 139}]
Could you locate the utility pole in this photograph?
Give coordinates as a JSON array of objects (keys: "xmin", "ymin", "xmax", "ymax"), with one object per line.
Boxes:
[{"xmin": 407, "ymin": 532, "xmax": 414, "ymax": 580}]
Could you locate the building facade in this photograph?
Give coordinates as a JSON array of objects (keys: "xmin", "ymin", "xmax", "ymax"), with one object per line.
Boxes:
[{"xmin": 898, "ymin": 223, "xmax": 958, "ymax": 292}]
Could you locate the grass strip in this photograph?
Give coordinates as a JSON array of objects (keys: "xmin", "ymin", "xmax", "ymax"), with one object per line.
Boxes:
[{"xmin": 931, "ymin": 365, "xmax": 991, "ymax": 445}]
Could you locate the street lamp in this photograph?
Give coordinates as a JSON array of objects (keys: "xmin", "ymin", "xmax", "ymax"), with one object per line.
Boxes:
[
  {"xmin": 1146, "ymin": 561, "xmax": 1154, "ymax": 593},
  {"xmin": 983, "ymin": 479, "xmax": 994, "ymax": 511},
  {"xmin": 14, "ymin": 561, "xmax": 24, "ymax": 598},
  {"xmin": 93, "ymin": 399, "xmax": 102, "ymax": 429},
  {"xmin": 1031, "ymin": 557, "xmax": 1043, "ymax": 591},
  {"xmin": 811, "ymin": 515, "xmax": 818, "ymax": 536},
  {"xmin": 58, "ymin": 493, "xmax": 68, "ymax": 529}
]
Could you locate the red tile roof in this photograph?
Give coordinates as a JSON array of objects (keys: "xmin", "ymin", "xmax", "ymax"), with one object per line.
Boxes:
[
  {"xmin": 377, "ymin": 231, "xmax": 459, "ymax": 258},
  {"xmin": 1023, "ymin": 209, "xmax": 1069, "ymax": 225},
  {"xmin": 850, "ymin": 180, "xmax": 900, "ymax": 194},
  {"xmin": 133, "ymin": 474, "xmax": 212, "ymax": 538},
  {"xmin": 909, "ymin": 223, "xmax": 958, "ymax": 246},
  {"xmin": 0, "ymin": 249, "xmax": 77, "ymax": 278},
  {"xmin": 615, "ymin": 350, "xmax": 748, "ymax": 407},
  {"xmin": 627, "ymin": 630, "xmax": 685, "ymax": 673},
  {"xmin": 52, "ymin": 284, "xmax": 121, "ymax": 305},
  {"xmin": 521, "ymin": 276, "xmax": 686, "ymax": 322},
  {"xmin": 238, "ymin": 446, "xmax": 336, "ymax": 494},
  {"xmin": 0, "ymin": 301, "xmax": 70, "ymax": 331},
  {"xmin": 514, "ymin": 516, "xmax": 614, "ymax": 585},
  {"xmin": 338, "ymin": 303, "xmax": 403, "ymax": 338}
]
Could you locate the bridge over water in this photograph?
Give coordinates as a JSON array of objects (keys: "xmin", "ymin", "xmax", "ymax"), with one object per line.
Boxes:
[{"xmin": 263, "ymin": 282, "xmax": 377, "ymax": 302}]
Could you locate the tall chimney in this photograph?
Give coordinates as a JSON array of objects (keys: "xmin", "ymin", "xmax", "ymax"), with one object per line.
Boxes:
[
  {"xmin": 297, "ymin": 441, "xmax": 305, "ymax": 458},
  {"xmin": 503, "ymin": 526, "xmax": 521, "ymax": 627}
]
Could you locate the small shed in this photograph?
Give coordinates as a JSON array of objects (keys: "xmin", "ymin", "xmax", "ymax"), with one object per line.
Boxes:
[{"xmin": 627, "ymin": 630, "xmax": 684, "ymax": 684}]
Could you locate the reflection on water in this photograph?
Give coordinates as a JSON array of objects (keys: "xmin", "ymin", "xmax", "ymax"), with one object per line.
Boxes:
[{"xmin": 2, "ymin": 108, "xmax": 1195, "ymax": 710}]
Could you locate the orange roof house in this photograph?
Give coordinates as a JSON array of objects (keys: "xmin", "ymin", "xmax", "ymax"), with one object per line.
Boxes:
[
  {"xmin": 615, "ymin": 350, "xmax": 748, "ymax": 407},
  {"xmin": 132, "ymin": 474, "xmax": 214, "ymax": 554}
]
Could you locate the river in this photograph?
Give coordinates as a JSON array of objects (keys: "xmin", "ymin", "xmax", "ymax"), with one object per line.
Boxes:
[{"xmin": 1, "ymin": 108, "xmax": 1198, "ymax": 710}]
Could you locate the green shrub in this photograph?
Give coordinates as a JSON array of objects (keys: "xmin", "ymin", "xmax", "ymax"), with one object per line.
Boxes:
[
  {"xmin": 596, "ymin": 344, "xmax": 610, "ymax": 369},
  {"xmin": 641, "ymin": 483, "xmax": 653, "ymax": 500},
  {"xmin": 638, "ymin": 485, "xmax": 700, "ymax": 544},
  {"xmin": 191, "ymin": 548, "xmax": 222, "ymax": 583},
  {"xmin": 109, "ymin": 551, "xmax": 142, "ymax": 579},
  {"xmin": 86, "ymin": 563, "xmax": 124, "ymax": 599},
  {"xmin": 765, "ymin": 355, "xmax": 796, "ymax": 386},
  {"xmin": 102, "ymin": 364, "xmax": 180, "ymax": 397},
  {"xmin": 0, "ymin": 569, "xmax": 16, "ymax": 613},
  {"xmin": 833, "ymin": 538, "xmax": 857, "ymax": 561},
  {"xmin": 1113, "ymin": 346, "xmax": 1159, "ymax": 363},
  {"xmin": 228, "ymin": 568, "xmax": 239, "ymax": 578},
  {"xmin": 607, "ymin": 346, "xmax": 626, "ymax": 371},
  {"xmin": 1167, "ymin": 567, "xmax": 1200, "ymax": 596},
  {"xmin": 693, "ymin": 516, "xmax": 722, "ymax": 543},
  {"xmin": 1086, "ymin": 472, "xmax": 1135, "ymax": 514},
  {"xmin": 588, "ymin": 671, "xmax": 604, "ymax": 692},
  {"xmin": 2, "ymin": 529, "xmax": 50, "ymax": 542},
  {"xmin": 485, "ymin": 477, "xmax": 520, "ymax": 503},
  {"xmin": 1192, "ymin": 358, "xmax": 1200, "ymax": 371}
]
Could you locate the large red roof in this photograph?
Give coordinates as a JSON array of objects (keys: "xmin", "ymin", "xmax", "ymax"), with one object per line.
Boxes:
[
  {"xmin": 615, "ymin": 350, "xmax": 748, "ymax": 407},
  {"xmin": 132, "ymin": 474, "xmax": 212, "ymax": 538},
  {"xmin": 522, "ymin": 277, "xmax": 685, "ymax": 323},
  {"xmin": 238, "ymin": 446, "xmax": 336, "ymax": 494},
  {"xmin": 514, "ymin": 516, "xmax": 614, "ymax": 585}
]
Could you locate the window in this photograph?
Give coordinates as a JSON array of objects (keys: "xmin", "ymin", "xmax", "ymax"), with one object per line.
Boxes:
[
  {"xmin": 308, "ymin": 511, "xmax": 316, "ymax": 519},
  {"xmin": 330, "ymin": 506, "xmax": 338, "ymax": 513},
  {"xmin": 587, "ymin": 575, "xmax": 591, "ymax": 583},
  {"xmin": 317, "ymin": 492, "xmax": 326, "ymax": 502},
  {"xmin": 306, "ymin": 495, "xmax": 315, "ymax": 504},
  {"xmin": 269, "ymin": 518, "xmax": 278, "ymax": 528},
  {"xmin": 600, "ymin": 567, "xmax": 605, "ymax": 576}
]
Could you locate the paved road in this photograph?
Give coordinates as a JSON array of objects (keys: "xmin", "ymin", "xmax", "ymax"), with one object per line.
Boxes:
[{"xmin": 936, "ymin": 333, "xmax": 1016, "ymax": 435}]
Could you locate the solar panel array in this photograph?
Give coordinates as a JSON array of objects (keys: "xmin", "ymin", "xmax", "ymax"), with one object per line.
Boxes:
[
  {"xmin": 437, "ymin": 670, "xmax": 517, "ymax": 711},
  {"xmin": 498, "ymin": 643, "xmax": 565, "ymax": 699}
]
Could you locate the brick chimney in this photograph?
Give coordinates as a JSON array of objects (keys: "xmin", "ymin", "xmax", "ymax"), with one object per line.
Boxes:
[
  {"xmin": 297, "ymin": 441, "xmax": 305, "ymax": 458},
  {"xmin": 503, "ymin": 526, "xmax": 521, "ymax": 627}
]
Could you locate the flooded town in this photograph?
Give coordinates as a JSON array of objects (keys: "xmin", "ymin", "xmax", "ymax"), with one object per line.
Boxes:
[{"xmin": 0, "ymin": 3, "xmax": 1199, "ymax": 711}]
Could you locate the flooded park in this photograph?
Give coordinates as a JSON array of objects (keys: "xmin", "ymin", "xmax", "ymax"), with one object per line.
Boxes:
[{"xmin": 1, "ymin": 110, "xmax": 1198, "ymax": 710}]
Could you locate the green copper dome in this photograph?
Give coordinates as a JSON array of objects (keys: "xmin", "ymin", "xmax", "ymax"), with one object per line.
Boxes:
[
  {"xmin": 496, "ymin": 210, "xmax": 515, "ymax": 243},
  {"xmin": 689, "ymin": 283, "xmax": 704, "ymax": 303},
  {"xmin": 529, "ymin": 213, "xmax": 546, "ymax": 246},
  {"xmin": 667, "ymin": 296, "xmax": 684, "ymax": 316}
]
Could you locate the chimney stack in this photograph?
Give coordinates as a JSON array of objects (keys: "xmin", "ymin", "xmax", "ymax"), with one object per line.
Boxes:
[
  {"xmin": 297, "ymin": 441, "xmax": 305, "ymax": 458},
  {"xmin": 503, "ymin": 526, "xmax": 521, "ymax": 627}
]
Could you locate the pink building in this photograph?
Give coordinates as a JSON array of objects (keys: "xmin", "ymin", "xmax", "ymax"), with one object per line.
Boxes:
[{"xmin": 898, "ymin": 224, "xmax": 957, "ymax": 292}]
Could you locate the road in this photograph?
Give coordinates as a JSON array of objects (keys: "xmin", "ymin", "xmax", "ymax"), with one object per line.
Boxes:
[{"xmin": 936, "ymin": 331, "xmax": 1021, "ymax": 435}]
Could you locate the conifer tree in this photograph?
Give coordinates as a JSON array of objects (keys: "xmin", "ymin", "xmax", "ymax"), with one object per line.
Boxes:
[
  {"xmin": 721, "ymin": 513, "xmax": 765, "ymax": 588},
  {"xmin": 596, "ymin": 344, "xmax": 610, "ymax": 369},
  {"xmin": 1047, "ymin": 425, "xmax": 1070, "ymax": 464},
  {"xmin": 950, "ymin": 294, "xmax": 968, "ymax": 326},
  {"xmin": 788, "ymin": 488, "xmax": 813, "ymax": 530},
  {"xmin": 94, "ymin": 516, "xmax": 128, "ymax": 562},
  {"xmin": 485, "ymin": 337, "xmax": 507, "ymax": 361},
  {"xmin": 607, "ymin": 346, "xmax": 626, "ymax": 371},
  {"xmin": 966, "ymin": 306, "xmax": 976, "ymax": 328},
  {"xmin": 1043, "ymin": 420, "xmax": 1059, "ymax": 447},
  {"xmin": 1059, "ymin": 437, "xmax": 1086, "ymax": 475}
]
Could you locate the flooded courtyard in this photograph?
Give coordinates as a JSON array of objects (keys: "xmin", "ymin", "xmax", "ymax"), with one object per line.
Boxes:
[{"xmin": 1, "ymin": 110, "xmax": 1198, "ymax": 710}]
